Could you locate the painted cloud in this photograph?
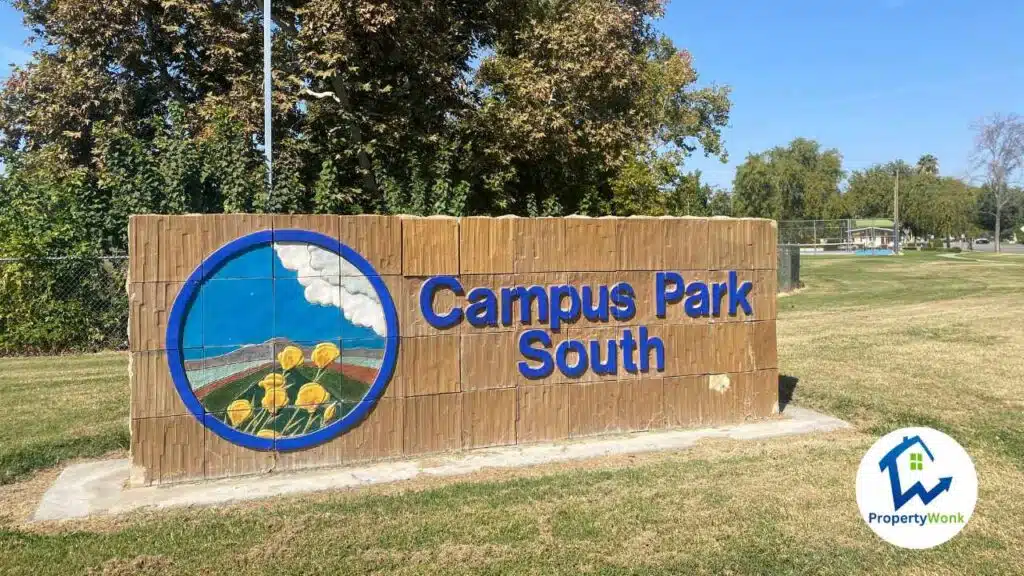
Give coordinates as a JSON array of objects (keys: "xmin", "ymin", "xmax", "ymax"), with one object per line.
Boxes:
[{"xmin": 273, "ymin": 242, "xmax": 387, "ymax": 337}]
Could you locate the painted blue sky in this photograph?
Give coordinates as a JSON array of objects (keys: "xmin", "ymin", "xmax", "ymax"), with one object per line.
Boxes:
[
  {"xmin": 181, "ymin": 244, "xmax": 385, "ymax": 360},
  {"xmin": 3, "ymin": 1, "xmax": 1022, "ymax": 188}
]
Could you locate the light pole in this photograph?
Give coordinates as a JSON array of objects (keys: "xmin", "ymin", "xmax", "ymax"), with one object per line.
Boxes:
[
  {"xmin": 263, "ymin": 0, "xmax": 273, "ymax": 206},
  {"xmin": 892, "ymin": 165, "xmax": 901, "ymax": 252}
]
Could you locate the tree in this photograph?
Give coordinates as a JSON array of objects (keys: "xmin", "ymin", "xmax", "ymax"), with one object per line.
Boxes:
[
  {"xmin": 708, "ymin": 188, "xmax": 733, "ymax": 216},
  {"xmin": 845, "ymin": 158, "xmax": 981, "ymax": 242},
  {"xmin": 471, "ymin": 5, "xmax": 730, "ymax": 214},
  {"xmin": 921, "ymin": 178, "xmax": 980, "ymax": 247},
  {"xmin": 976, "ymin": 184, "xmax": 1022, "ymax": 242},
  {"xmin": 665, "ymin": 169, "xmax": 716, "ymax": 216},
  {"xmin": 845, "ymin": 160, "xmax": 922, "ymax": 230},
  {"xmin": 732, "ymin": 138, "xmax": 844, "ymax": 220},
  {"xmin": 916, "ymin": 154, "xmax": 939, "ymax": 176},
  {"xmin": 0, "ymin": 0, "xmax": 732, "ymax": 237},
  {"xmin": 970, "ymin": 113, "xmax": 1024, "ymax": 252}
]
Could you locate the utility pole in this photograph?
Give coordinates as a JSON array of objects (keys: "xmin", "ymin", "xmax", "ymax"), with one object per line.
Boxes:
[
  {"xmin": 263, "ymin": 0, "xmax": 273, "ymax": 208},
  {"xmin": 893, "ymin": 167, "xmax": 900, "ymax": 252}
]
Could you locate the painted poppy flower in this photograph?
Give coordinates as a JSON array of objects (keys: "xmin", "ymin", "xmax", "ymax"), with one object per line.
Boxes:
[
  {"xmin": 311, "ymin": 342, "xmax": 341, "ymax": 369},
  {"xmin": 262, "ymin": 386, "xmax": 289, "ymax": 415},
  {"xmin": 296, "ymin": 383, "xmax": 330, "ymax": 413},
  {"xmin": 226, "ymin": 399, "xmax": 252, "ymax": 427},
  {"xmin": 323, "ymin": 403, "xmax": 337, "ymax": 423},
  {"xmin": 277, "ymin": 346, "xmax": 304, "ymax": 371},
  {"xmin": 259, "ymin": 373, "xmax": 286, "ymax": 390}
]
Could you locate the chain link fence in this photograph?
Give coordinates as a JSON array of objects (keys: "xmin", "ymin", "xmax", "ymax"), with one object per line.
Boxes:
[
  {"xmin": 0, "ymin": 256, "xmax": 129, "ymax": 356},
  {"xmin": 778, "ymin": 219, "xmax": 855, "ymax": 252}
]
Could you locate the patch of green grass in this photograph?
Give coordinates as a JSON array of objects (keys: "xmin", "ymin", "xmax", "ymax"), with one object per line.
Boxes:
[
  {"xmin": 0, "ymin": 429, "xmax": 129, "ymax": 485},
  {"xmin": 0, "ymin": 352, "xmax": 127, "ymax": 484},
  {"xmin": 779, "ymin": 251, "xmax": 1024, "ymax": 313}
]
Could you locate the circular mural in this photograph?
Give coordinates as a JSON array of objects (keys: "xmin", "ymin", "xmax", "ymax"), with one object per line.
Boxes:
[{"xmin": 165, "ymin": 230, "xmax": 399, "ymax": 451}]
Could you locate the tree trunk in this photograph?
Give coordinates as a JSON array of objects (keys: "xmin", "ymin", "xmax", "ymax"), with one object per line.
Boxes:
[{"xmin": 995, "ymin": 204, "xmax": 1002, "ymax": 253}]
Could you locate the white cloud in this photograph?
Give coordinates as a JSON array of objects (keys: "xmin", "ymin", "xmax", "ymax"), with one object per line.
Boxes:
[{"xmin": 273, "ymin": 242, "xmax": 387, "ymax": 337}]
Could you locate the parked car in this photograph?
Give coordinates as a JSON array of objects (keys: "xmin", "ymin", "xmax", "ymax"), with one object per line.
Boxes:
[{"xmin": 975, "ymin": 238, "xmax": 991, "ymax": 245}]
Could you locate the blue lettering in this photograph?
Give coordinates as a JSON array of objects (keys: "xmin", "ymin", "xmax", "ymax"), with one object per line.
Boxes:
[
  {"xmin": 590, "ymin": 338, "xmax": 618, "ymax": 375},
  {"xmin": 549, "ymin": 285, "xmax": 581, "ymax": 331},
  {"xmin": 638, "ymin": 327, "xmax": 664, "ymax": 373},
  {"xmin": 620, "ymin": 329, "xmax": 638, "ymax": 373},
  {"xmin": 556, "ymin": 339, "xmax": 588, "ymax": 378},
  {"xmin": 685, "ymin": 282, "xmax": 710, "ymax": 317},
  {"xmin": 581, "ymin": 286, "xmax": 610, "ymax": 322},
  {"xmin": 518, "ymin": 330, "xmax": 554, "ymax": 379},
  {"xmin": 728, "ymin": 271, "xmax": 754, "ymax": 316},
  {"xmin": 466, "ymin": 287, "xmax": 498, "ymax": 327},
  {"xmin": 500, "ymin": 287, "xmax": 516, "ymax": 326},
  {"xmin": 656, "ymin": 272, "xmax": 684, "ymax": 318},
  {"xmin": 420, "ymin": 276, "xmax": 464, "ymax": 329},
  {"xmin": 610, "ymin": 282, "xmax": 636, "ymax": 321},
  {"xmin": 712, "ymin": 282, "xmax": 728, "ymax": 316},
  {"xmin": 513, "ymin": 285, "xmax": 549, "ymax": 325}
]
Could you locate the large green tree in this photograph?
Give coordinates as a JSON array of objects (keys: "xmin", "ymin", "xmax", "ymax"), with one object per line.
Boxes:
[
  {"xmin": 845, "ymin": 158, "xmax": 981, "ymax": 241},
  {"xmin": 0, "ymin": 0, "xmax": 731, "ymax": 253},
  {"xmin": 844, "ymin": 161, "xmax": 910, "ymax": 223},
  {"xmin": 731, "ymin": 138, "xmax": 845, "ymax": 220}
]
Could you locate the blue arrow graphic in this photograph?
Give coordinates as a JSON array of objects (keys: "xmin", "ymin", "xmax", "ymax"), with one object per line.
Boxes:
[
  {"xmin": 886, "ymin": 465, "xmax": 953, "ymax": 510},
  {"xmin": 878, "ymin": 435, "xmax": 953, "ymax": 511}
]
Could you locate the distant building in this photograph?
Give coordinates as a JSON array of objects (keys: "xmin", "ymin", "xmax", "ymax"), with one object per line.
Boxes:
[{"xmin": 850, "ymin": 219, "xmax": 895, "ymax": 248}]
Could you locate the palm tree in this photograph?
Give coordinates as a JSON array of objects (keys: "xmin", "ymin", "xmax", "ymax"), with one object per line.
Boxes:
[{"xmin": 916, "ymin": 154, "xmax": 939, "ymax": 176}]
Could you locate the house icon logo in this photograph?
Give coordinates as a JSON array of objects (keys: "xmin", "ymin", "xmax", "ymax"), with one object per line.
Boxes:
[
  {"xmin": 878, "ymin": 435, "xmax": 952, "ymax": 511},
  {"xmin": 856, "ymin": 427, "xmax": 977, "ymax": 550}
]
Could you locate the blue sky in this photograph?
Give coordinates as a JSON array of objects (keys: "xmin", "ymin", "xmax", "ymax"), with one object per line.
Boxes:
[
  {"xmin": 665, "ymin": 0, "xmax": 1024, "ymax": 187},
  {"xmin": 0, "ymin": 3, "xmax": 31, "ymax": 78},
  {"xmin": 2, "ymin": 1, "xmax": 1023, "ymax": 188}
]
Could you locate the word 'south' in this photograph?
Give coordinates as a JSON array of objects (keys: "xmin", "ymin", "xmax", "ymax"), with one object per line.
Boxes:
[{"xmin": 419, "ymin": 272, "xmax": 755, "ymax": 378}]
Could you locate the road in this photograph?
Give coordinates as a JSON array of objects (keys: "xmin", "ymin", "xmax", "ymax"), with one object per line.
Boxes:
[{"xmin": 953, "ymin": 241, "xmax": 1024, "ymax": 254}]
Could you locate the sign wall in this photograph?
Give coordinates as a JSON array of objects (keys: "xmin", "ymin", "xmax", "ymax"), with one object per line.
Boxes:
[{"xmin": 128, "ymin": 214, "xmax": 778, "ymax": 485}]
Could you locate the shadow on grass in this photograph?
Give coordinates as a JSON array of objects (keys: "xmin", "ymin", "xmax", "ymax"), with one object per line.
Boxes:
[{"xmin": 778, "ymin": 375, "xmax": 798, "ymax": 413}]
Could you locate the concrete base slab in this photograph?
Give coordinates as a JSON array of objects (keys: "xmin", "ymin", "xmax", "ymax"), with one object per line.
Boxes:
[{"xmin": 33, "ymin": 406, "xmax": 848, "ymax": 522}]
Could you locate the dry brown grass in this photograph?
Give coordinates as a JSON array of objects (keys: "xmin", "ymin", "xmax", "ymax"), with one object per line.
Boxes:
[{"xmin": 1, "ymin": 251, "xmax": 1023, "ymax": 575}]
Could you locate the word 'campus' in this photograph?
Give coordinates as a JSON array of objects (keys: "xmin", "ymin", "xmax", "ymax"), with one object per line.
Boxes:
[{"xmin": 420, "ymin": 271, "xmax": 756, "ymax": 379}]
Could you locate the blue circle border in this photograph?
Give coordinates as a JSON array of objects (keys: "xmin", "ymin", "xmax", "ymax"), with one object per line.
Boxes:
[{"xmin": 165, "ymin": 229, "xmax": 400, "ymax": 452}]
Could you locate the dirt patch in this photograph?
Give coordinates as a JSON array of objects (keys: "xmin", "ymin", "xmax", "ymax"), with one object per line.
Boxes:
[
  {"xmin": 777, "ymin": 284, "xmax": 807, "ymax": 297},
  {"xmin": 0, "ymin": 466, "xmax": 61, "ymax": 526}
]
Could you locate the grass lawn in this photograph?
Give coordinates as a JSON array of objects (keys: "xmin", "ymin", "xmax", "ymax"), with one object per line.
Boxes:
[
  {"xmin": 0, "ymin": 352, "xmax": 128, "ymax": 486},
  {"xmin": 1, "ymin": 251, "xmax": 1023, "ymax": 575}
]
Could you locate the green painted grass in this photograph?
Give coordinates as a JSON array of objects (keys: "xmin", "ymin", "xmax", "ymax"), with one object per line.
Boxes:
[{"xmin": 0, "ymin": 250, "xmax": 1022, "ymax": 575}]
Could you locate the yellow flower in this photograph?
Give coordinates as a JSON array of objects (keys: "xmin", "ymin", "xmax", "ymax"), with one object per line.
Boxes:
[
  {"xmin": 277, "ymin": 346, "xmax": 304, "ymax": 371},
  {"xmin": 296, "ymin": 383, "xmax": 330, "ymax": 413},
  {"xmin": 226, "ymin": 399, "xmax": 252, "ymax": 427},
  {"xmin": 311, "ymin": 342, "xmax": 341, "ymax": 369},
  {"xmin": 262, "ymin": 386, "xmax": 289, "ymax": 415},
  {"xmin": 259, "ymin": 373, "xmax": 286, "ymax": 390},
  {"xmin": 256, "ymin": 429, "xmax": 278, "ymax": 439},
  {"xmin": 323, "ymin": 403, "xmax": 337, "ymax": 423}
]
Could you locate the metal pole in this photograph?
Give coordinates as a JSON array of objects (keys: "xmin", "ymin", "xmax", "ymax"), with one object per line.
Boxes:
[
  {"xmin": 263, "ymin": 0, "xmax": 273, "ymax": 206},
  {"xmin": 893, "ymin": 168, "xmax": 900, "ymax": 252}
]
